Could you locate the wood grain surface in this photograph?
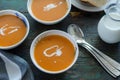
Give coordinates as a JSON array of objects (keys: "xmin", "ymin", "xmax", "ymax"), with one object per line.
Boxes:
[{"xmin": 0, "ymin": 0, "xmax": 120, "ymax": 80}]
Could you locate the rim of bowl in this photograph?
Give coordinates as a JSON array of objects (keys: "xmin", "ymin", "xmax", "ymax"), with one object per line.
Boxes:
[
  {"xmin": 27, "ymin": 0, "xmax": 71, "ymax": 25},
  {"xmin": 0, "ymin": 9, "xmax": 30, "ymax": 50},
  {"xmin": 30, "ymin": 30, "xmax": 79, "ymax": 74}
]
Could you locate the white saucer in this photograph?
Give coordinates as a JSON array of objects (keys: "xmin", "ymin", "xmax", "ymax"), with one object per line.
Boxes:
[{"xmin": 71, "ymin": 0, "xmax": 117, "ymax": 12}]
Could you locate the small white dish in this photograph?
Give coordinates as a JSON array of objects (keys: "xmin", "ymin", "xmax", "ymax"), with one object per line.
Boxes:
[
  {"xmin": 0, "ymin": 10, "xmax": 30, "ymax": 50},
  {"xmin": 71, "ymin": 0, "xmax": 117, "ymax": 12},
  {"xmin": 30, "ymin": 30, "xmax": 79, "ymax": 74},
  {"xmin": 27, "ymin": 0, "xmax": 71, "ymax": 25}
]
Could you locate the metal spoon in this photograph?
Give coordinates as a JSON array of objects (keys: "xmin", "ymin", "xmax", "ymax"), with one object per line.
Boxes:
[{"xmin": 67, "ymin": 24, "xmax": 120, "ymax": 78}]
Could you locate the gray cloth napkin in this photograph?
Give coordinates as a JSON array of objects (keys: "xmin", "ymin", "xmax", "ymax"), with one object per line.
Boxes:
[{"xmin": 0, "ymin": 50, "xmax": 34, "ymax": 80}]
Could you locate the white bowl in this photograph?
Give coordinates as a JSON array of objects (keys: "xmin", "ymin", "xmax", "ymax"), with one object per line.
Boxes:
[
  {"xmin": 30, "ymin": 30, "xmax": 79, "ymax": 74},
  {"xmin": 27, "ymin": 0, "xmax": 71, "ymax": 25},
  {"xmin": 0, "ymin": 10, "xmax": 30, "ymax": 50}
]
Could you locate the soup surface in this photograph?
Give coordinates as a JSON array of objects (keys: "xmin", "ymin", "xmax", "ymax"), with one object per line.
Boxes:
[
  {"xmin": 0, "ymin": 15, "xmax": 27, "ymax": 46},
  {"xmin": 34, "ymin": 35, "xmax": 75, "ymax": 71},
  {"xmin": 31, "ymin": 0, "xmax": 68, "ymax": 21}
]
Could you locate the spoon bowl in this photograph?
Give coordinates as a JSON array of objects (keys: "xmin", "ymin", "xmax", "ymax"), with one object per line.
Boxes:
[
  {"xmin": 67, "ymin": 24, "xmax": 85, "ymax": 43},
  {"xmin": 67, "ymin": 24, "xmax": 120, "ymax": 78}
]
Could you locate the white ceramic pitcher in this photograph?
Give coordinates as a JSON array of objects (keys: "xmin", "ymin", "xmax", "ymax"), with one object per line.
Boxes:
[{"xmin": 98, "ymin": 0, "xmax": 120, "ymax": 44}]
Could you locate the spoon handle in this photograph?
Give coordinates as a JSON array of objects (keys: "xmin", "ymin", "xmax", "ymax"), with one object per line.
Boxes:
[
  {"xmin": 85, "ymin": 42, "xmax": 120, "ymax": 71},
  {"xmin": 82, "ymin": 44, "xmax": 118, "ymax": 78},
  {"xmin": 80, "ymin": 42, "xmax": 120, "ymax": 78}
]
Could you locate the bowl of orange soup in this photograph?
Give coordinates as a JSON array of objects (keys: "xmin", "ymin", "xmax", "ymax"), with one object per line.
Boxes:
[
  {"xmin": 30, "ymin": 30, "xmax": 79, "ymax": 74},
  {"xmin": 0, "ymin": 10, "xmax": 29, "ymax": 50},
  {"xmin": 27, "ymin": 0, "xmax": 71, "ymax": 25}
]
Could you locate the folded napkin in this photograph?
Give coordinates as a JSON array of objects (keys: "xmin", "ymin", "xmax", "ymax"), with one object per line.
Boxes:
[{"xmin": 0, "ymin": 50, "xmax": 34, "ymax": 80}]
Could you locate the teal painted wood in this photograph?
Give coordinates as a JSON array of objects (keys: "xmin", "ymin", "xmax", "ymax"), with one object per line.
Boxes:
[
  {"xmin": 0, "ymin": 0, "xmax": 27, "ymax": 12},
  {"xmin": 0, "ymin": 0, "xmax": 120, "ymax": 80}
]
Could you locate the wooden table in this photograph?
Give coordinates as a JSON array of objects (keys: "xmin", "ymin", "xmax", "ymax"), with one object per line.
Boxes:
[{"xmin": 0, "ymin": 0, "xmax": 120, "ymax": 80}]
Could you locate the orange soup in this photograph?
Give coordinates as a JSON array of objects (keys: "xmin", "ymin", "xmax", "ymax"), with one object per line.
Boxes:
[
  {"xmin": 0, "ymin": 15, "xmax": 27, "ymax": 46},
  {"xmin": 34, "ymin": 35, "xmax": 75, "ymax": 71},
  {"xmin": 31, "ymin": 0, "xmax": 68, "ymax": 21}
]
